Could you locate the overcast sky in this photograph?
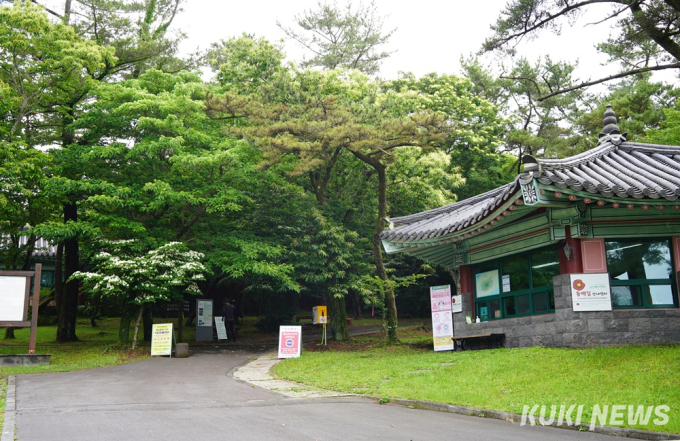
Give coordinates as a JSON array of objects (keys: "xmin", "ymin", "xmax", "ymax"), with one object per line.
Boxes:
[{"xmin": 174, "ymin": 0, "xmax": 623, "ymax": 83}]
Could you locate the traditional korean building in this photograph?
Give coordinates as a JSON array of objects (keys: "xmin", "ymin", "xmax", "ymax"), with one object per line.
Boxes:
[{"xmin": 381, "ymin": 106, "xmax": 680, "ymax": 348}]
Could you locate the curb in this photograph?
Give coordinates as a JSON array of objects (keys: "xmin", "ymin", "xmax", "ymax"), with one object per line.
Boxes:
[
  {"xmin": 389, "ymin": 398, "xmax": 679, "ymax": 440},
  {"xmin": 1, "ymin": 375, "xmax": 15, "ymax": 441}
]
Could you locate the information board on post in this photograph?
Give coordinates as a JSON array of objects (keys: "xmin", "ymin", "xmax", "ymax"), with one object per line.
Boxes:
[
  {"xmin": 196, "ymin": 299, "xmax": 213, "ymax": 342},
  {"xmin": 570, "ymin": 273, "xmax": 612, "ymax": 311},
  {"xmin": 430, "ymin": 285, "xmax": 454, "ymax": 351},
  {"xmin": 151, "ymin": 323, "xmax": 174, "ymax": 356},
  {"xmin": 278, "ymin": 326, "xmax": 302, "ymax": 359}
]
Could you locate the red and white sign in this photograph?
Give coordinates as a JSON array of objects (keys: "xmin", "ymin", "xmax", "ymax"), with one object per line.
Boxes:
[
  {"xmin": 570, "ymin": 273, "xmax": 612, "ymax": 311},
  {"xmin": 430, "ymin": 285, "xmax": 452, "ymax": 312},
  {"xmin": 278, "ymin": 326, "xmax": 302, "ymax": 358}
]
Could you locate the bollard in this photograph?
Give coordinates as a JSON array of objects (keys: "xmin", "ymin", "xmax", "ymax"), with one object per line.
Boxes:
[{"xmin": 175, "ymin": 343, "xmax": 189, "ymax": 358}]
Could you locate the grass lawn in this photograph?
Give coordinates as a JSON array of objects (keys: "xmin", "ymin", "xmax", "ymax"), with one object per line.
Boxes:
[{"xmin": 273, "ymin": 328, "xmax": 680, "ymax": 434}]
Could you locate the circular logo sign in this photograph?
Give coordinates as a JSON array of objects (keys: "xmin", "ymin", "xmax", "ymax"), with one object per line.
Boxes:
[{"xmin": 285, "ymin": 338, "xmax": 294, "ymax": 347}]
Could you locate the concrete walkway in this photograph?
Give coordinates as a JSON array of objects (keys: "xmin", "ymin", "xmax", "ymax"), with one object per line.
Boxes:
[
  {"xmin": 2, "ymin": 325, "xmax": 674, "ymax": 440},
  {"xmin": 233, "ymin": 350, "xmax": 350, "ymax": 399}
]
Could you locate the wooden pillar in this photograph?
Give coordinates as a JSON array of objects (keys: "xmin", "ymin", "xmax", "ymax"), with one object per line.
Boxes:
[{"xmin": 559, "ymin": 226, "xmax": 583, "ymax": 274}]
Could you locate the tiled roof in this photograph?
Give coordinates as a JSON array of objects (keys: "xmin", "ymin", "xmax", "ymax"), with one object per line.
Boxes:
[
  {"xmin": 537, "ymin": 141, "xmax": 680, "ymax": 201},
  {"xmin": 381, "ymin": 181, "xmax": 520, "ymax": 242},
  {"xmin": 381, "ymin": 106, "xmax": 680, "ymax": 245},
  {"xmin": 1, "ymin": 234, "xmax": 57, "ymax": 257}
]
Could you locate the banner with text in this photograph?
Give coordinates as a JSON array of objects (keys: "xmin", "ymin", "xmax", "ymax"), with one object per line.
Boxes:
[{"xmin": 430, "ymin": 285, "xmax": 454, "ymax": 351}]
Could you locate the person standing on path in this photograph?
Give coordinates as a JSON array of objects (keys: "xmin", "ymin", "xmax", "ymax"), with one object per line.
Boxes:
[{"xmin": 222, "ymin": 299, "xmax": 237, "ymax": 342}]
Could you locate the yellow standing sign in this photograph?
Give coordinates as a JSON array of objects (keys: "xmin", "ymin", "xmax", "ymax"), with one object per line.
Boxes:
[{"xmin": 151, "ymin": 323, "xmax": 174, "ymax": 357}]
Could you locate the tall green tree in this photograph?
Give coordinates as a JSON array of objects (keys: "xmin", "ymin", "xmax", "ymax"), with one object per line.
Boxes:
[{"xmin": 278, "ymin": 0, "xmax": 395, "ymax": 75}]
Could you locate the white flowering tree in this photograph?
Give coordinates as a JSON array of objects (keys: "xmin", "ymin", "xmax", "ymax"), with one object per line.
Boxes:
[{"xmin": 71, "ymin": 241, "xmax": 206, "ymax": 348}]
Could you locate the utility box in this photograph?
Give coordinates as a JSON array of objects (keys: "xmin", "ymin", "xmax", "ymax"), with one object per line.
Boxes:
[{"xmin": 312, "ymin": 305, "xmax": 327, "ymax": 324}]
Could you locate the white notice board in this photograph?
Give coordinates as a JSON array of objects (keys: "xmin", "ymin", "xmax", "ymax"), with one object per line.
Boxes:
[{"xmin": 0, "ymin": 276, "xmax": 29, "ymax": 322}]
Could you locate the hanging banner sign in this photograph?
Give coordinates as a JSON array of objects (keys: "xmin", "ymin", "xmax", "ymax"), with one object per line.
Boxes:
[
  {"xmin": 278, "ymin": 326, "xmax": 302, "ymax": 358},
  {"xmin": 151, "ymin": 323, "xmax": 174, "ymax": 356},
  {"xmin": 570, "ymin": 273, "xmax": 612, "ymax": 312},
  {"xmin": 215, "ymin": 317, "xmax": 228, "ymax": 340},
  {"xmin": 430, "ymin": 285, "xmax": 454, "ymax": 352}
]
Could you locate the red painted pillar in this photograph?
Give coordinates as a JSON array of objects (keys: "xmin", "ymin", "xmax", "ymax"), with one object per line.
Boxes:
[
  {"xmin": 558, "ymin": 226, "xmax": 583, "ymax": 274},
  {"xmin": 460, "ymin": 265, "xmax": 473, "ymax": 295},
  {"xmin": 460, "ymin": 264, "xmax": 474, "ymax": 317}
]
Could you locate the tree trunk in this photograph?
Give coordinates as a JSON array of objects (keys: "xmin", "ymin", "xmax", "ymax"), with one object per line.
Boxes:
[
  {"xmin": 349, "ymin": 151, "xmax": 398, "ymax": 343},
  {"xmin": 143, "ymin": 307, "xmax": 153, "ymax": 341},
  {"xmin": 54, "ymin": 242, "xmax": 63, "ymax": 314},
  {"xmin": 372, "ymin": 162, "xmax": 398, "ymax": 343},
  {"xmin": 328, "ymin": 293, "xmax": 349, "ymax": 342},
  {"xmin": 177, "ymin": 298, "xmax": 184, "ymax": 343},
  {"xmin": 57, "ymin": 202, "xmax": 79, "ymax": 342},
  {"xmin": 348, "ymin": 288, "xmax": 363, "ymax": 319},
  {"xmin": 4, "ymin": 327, "xmax": 16, "ymax": 340},
  {"xmin": 118, "ymin": 293, "xmax": 136, "ymax": 345},
  {"xmin": 131, "ymin": 305, "xmax": 144, "ymax": 350}
]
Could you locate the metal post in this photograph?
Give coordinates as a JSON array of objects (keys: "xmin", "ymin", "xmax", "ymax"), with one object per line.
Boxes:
[{"xmin": 28, "ymin": 264, "xmax": 42, "ymax": 355}]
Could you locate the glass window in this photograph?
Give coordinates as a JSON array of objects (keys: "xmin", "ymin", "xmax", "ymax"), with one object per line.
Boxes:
[
  {"xmin": 606, "ymin": 239, "xmax": 673, "ymax": 281},
  {"xmin": 500, "ymin": 254, "xmax": 529, "ymax": 291},
  {"xmin": 645, "ymin": 285, "xmax": 674, "ymax": 305},
  {"xmin": 611, "ymin": 286, "xmax": 642, "ymax": 307},
  {"xmin": 503, "ymin": 297, "xmax": 516, "ymax": 316},
  {"xmin": 533, "ymin": 292, "xmax": 548, "ymax": 312},
  {"xmin": 606, "ymin": 238, "xmax": 677, "ymax": 308},
  {"xmin": 489, "ymin": 299, "xmax": 501, "ymax": 319},
  {"xmin": 516, "ymin": 295, "xmax": 531, "ymax": 315},
  {"xmin": 474, "ymin": 246, "xmax": 559, "ymax": 320},
  {"xmin": 531, "ymin": 248, "xmax": 560, "ymax": 287}
]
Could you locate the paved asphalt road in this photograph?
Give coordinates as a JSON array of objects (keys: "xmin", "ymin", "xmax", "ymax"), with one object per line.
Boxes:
[{"xmin": 13, "ymin": 346, "xmax": 617, "ymax": 441}]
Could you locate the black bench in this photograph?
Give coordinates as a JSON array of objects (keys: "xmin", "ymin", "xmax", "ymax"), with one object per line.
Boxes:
[{"xmin": 453, "ymin": 333, "xmax": 505, "ymax": 351}]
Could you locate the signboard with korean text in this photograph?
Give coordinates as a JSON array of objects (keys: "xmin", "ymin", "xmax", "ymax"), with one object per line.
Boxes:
[
  {"xmin": 196, "ymin": 299, "xmax": 213, "ymax": 342},
  {"xmin": 430, "ymin": 285, "xmax": 452, "ymax": 312},
  {"xmin": 151, "ymin": 323, "xmax": 173, "ymax": 356},
  {"xmin": 278, "ymin": 326, "xmax": 302, "ymax": 358},
  {"xmin": 0, "ymin": 276, "xmax": 29, "ymax": 322},
  {"xmin": 430, "ymin": 285, "xmax": 454, "ymax": 351},
  {"xmin": 197, "ymin": 300, "xmax": 213, "ymax": 326},
  {"xmin": 570, "ymin": 273, "xmax": 612, "ymax": 312},
  {"xmin": 451, "ymin": 295, "xmax": 462, "ymax": 313},
  {"xmin": 215, "ymin": 317, "xmax": 228, "ymax": 340},
  {"xmin": 502, "ymin": 274, "xmax": 511, "ymax": 293}
]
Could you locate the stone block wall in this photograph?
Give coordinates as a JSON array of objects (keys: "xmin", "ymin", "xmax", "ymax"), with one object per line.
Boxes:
[{"xmin": 452, "ymin": 274, "xmax": 680, "ymax": 348}]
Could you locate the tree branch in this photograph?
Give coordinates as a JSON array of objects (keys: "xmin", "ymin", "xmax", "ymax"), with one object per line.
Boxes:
[
  {"xmin": 538, "ymin": 62, "xmax": 680, "ymax": 100},
  {"xmin": 485, "ymin": 0, "xmax": 624, "ymax": 51}
]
